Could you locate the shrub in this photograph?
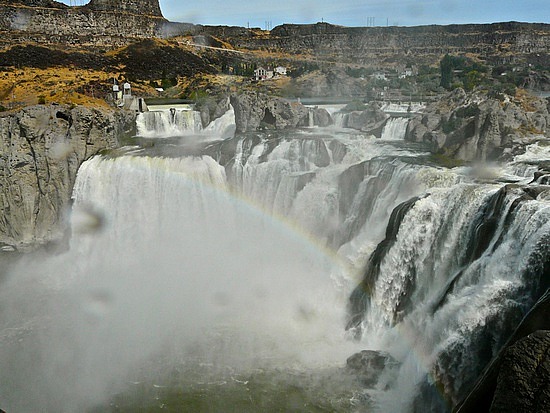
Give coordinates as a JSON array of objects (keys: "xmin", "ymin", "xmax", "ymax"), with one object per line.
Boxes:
[{"xmin": 340, "ymin": 101, "xmax": 367, "ymax": 112}]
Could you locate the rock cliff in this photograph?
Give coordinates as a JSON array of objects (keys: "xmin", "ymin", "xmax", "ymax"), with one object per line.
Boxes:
[
  {"xmin": 490, "ymin": 330, "xmax": 550, "ymax": 413},
  {"xmin": 454, "ymin": 290, "xmax": 550, "ymax": 413},
  {"xmin": 230, "ymin": 92, "xmax": 330, "ymax": 133},
  {"xmin": 228, "ymin": 22, "xmax": 550, "ymax": 67},
  {"xmin": 0, "ymin": 105, "xmax": 135, "ymax": 251},
  {"xmin": 405, "ymin": 89, "xmax": 550, "ymax": 161},
  {"xmin": 0, "ymin": 0, "xmax": 189, "ymax": 48}
]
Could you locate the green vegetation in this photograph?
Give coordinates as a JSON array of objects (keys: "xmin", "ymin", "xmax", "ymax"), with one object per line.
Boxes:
[
  {"xmin": 440, "ymin": 54, "xmax": 488, "ymax": 91},
  {"xmin": 429, "ymin": 153, "xmax": 467, "ymax": 168},
  {"xmin": 288, "ymin": 62, "xmax": 320, "ymax": 78},
  {"xmin": 345, "ymin": 66, "xmax": 374, "ymax": 78},
  {"xmin": 441, "ymin": 116, "xmax": 462, "ymax": 134}
]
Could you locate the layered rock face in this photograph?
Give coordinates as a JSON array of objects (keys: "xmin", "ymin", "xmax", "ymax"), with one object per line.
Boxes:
[
  {"xmin": 406, "ymin": 89, "xmax": 550, "ymax": 161},
  {"xmin": 490, "ymin": 330, "xmax": 550, "ymax": 413},
  {"xmin": 229, "ymin": 92, "xmax": 335, "ymax": 133},
  {"xmin": 0, "ymin": 0, "xmax": 176, "ymax": 47},
  {"xmin": 87, "ymin": 0, "xmax": 162, "ymax": 16},
  {"xmin": 229, "ymin": 22, "xmax": 550, "ymax": 66},
  {"xmin": 0, "ymin": 105, "xmax": 134, "ymax": 251}
]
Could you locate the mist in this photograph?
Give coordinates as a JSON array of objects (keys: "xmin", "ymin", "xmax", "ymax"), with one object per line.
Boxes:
[{"xmin": 0, "ymin": 155, "xmax": 360, "ymax": 412}]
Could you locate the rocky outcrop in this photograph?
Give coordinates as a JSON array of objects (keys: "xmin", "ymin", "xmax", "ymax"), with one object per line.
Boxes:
[
  {"xmin": 229, "ymin": 22, "xmax": 550, "ymax": 68},
  {"xmin": 86, "ymin": 0, "xmax": 162, "ymax": 17},
  {"xmin": 337, "ymin": 102, "xmax": 389, "ymax": 136},
  {"xmin": 0, "ymin": 104, "xmax": 134, "ymax": 251},
  {"xmin": 490, "ymin": 330, "xmax": 550, "ymax": 413},
  {"xmin": 405, "ymin": 89, "xmax": 550, "ymax": 161},
  {"xmin": 454, "ymin": 290, "xmax": 550, "ymax": 413},
  {"xmin": 346, "ymin": 349, "xmax": 400, "ymax": 388},
  {"xmin": 0, "ymin": 0, "xmax": 181, "ymax": 48},
  {"xmin": 230, "ymin": 92, "xmax": 311, "ymax": 133},
  {"xmin": 196, "ymin": 96, "xmax": 231, "ymax": 128}
]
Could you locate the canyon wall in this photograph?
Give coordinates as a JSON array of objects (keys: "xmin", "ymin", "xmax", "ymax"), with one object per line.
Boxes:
[
  {"xmin": 0, "ymin": 104, "xmax": 135, "ymax": 251},
  {"xmin": 224, "ymin": 22, "xmax": 550, "ymax": 66},
  {"xmin": 0, "ymin": 0, "xmax": 192, "ymax": 48}
]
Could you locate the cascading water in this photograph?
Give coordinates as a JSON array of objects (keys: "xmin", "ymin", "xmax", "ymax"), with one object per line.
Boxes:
[
  {"xmin": 380, "ymin": 117, "xmax": 409, "ymax": 140},
  {"xmin": 1, "ymin": 106, "xmax": 549, "ymax": 413},
  {"xmin": 136, "ymin": 106, "xmax": 203, "ymax": 137}
]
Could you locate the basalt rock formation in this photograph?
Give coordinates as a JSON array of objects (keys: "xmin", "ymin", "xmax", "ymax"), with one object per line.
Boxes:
[
  {"xmin": 226, "ymin": 22, "xmax": 550, "ymax": 67},
  {"xmin": 337, "ymin": 102, "xmax": 389, "ymax": 135},
  {"xmin": 0, "ymin": 104, "xmax": 135, "ymax": 251},
  {"xmin": 405, "ymin": 88, "xmax": 550, "ymax": 161},
  {"xmin": 454, "ymin": 291, "xmax": 550, "ymax": 413},
  {"xmin": 230, "ymin": 92, "xmax": 336, "ymax": 133},
  {"xmin": 0, "ymin": 0, "xmax": 190, "ymax": 48}
]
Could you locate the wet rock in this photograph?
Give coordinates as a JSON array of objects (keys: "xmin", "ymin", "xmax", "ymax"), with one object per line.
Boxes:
[
  {"xmin": 342, "ymin": 103, "xmax": 388, "ymax": 135},
  {"xmin": 454, "ymin": 291, "xmax": 550, "ymax": 413},
  {"xmin": 346, "ymin": 350, "xmax": 400, "ymax": 388},
  {"xmin": 311, "ymin": 107, "xmax": 333, "ymax": 127},
  {"xmin": 490, "ymin": 330, "xmax": 550, "ymax": 413}
]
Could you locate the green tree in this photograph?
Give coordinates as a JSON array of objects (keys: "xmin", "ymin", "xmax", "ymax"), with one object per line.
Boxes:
[
  {"xmin": 440, "ymin": 54, "xmax": 454, "ymax": 89},
  {"xmin": 464, "ymin": 70, "xmax": 481, "ymax": 91}
]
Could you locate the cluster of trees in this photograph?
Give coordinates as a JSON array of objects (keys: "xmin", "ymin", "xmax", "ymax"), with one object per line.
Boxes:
[
  {"xmin": 438, "ymin": 54, "xmax": 541, "ymax": 95},
  {"xmin": 439, "ymin": 54, "xmax": 489, "ymax": 91}
]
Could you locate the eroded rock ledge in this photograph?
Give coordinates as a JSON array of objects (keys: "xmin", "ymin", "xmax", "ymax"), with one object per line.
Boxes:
[
  {"xmin": 0, "ymin": 104, "xmax": 135, "ymax": 251},
  {"xmin": 406, "ymin": 89, "xmax": 550, "ymax": 162},
  {"xmin": 230, "ymin": 92, "xmax": 331, "ymax": 133}
]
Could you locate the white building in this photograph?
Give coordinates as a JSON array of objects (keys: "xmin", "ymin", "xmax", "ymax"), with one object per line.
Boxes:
[
  {"xmin": 398, "ymin": 67, "xmax": 415, "ymax": 79},
  {"xmin": 254, "ymin": 66, "xmax": 274, "ymax": 81},
  {"xmin": 373, "ymin": 71, "xmax": 387, "ymax": 81},
  {"xmin": 274, "ymin": 66, "xmax": 287, "ymax": 76}
]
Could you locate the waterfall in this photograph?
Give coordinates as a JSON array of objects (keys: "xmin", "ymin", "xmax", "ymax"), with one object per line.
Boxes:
[
  {"xmin": 349, "ymin": 182, "xmax": 550, "ymax": 411},
  {"xmin": 332, "ymin": 112, "xmax": 347, "ymax": 128},
  {"xmin": 201, "ymin": 105, "xmax": 236, "ymax": 139},
  {"xmin": 228, "ymin": 134, "xmax": 432, "ymax": 250},
  {"xmin": 308, "ymin": 109, "xmax": 315, "ymax": 127},
  {"xmin": 136, "ymin": 106, "xmax": 236, "ymax": 140},
  {"xmin": 136, "ymin": 108, "xmax": 202, "ymax": 137},
  {"xmin": 1, "ymin": 110, "xmax": 549, "ymax": 412},
  {"xmin": 380, "ymin": 117, "xmax": 409, "ymax": 140}
]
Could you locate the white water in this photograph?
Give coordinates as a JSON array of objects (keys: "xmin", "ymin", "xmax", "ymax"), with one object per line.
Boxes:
[
  {"xmin": 380, "ymin": 117, "xmax": 409, "ymax": 140},
  {"xmin": 136, "ymin": 106, "xmax": 237, "ymax": 140},
  {"xmin": 0, "ymin": 154, "xmax": 363, "ymax": 412},
  {"xmin": 359, "ymin": 183, "xmax": 550, "ymax": 411},
  {"xmin": 2, "ymin": 106, "xmax": 549, "ymax": 412},
  {"xmin": 136, "ymin": 108, "xmax": 203, "ymax": 137}
]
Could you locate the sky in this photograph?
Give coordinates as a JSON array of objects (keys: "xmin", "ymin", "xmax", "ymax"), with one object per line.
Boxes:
[{"xmin": 60, "ymin": 0, "xmax": 550, "ymax": 29}]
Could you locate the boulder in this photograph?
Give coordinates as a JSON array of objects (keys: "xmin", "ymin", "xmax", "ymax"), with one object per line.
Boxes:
[
  {"xmin": 230, "ymin": 92, "xmax": 309, "ymax": 133},
  {"xmin": 346, "ymin": 349, "xmax": 400, "ymax": 388},
  {"xmin": 311, "ymin": 107, "xmax": 333, "ymax": 127},
  {"xmin": 339, "ymin": 102, "xmax": 389, "ymax": 136}
]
